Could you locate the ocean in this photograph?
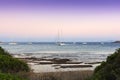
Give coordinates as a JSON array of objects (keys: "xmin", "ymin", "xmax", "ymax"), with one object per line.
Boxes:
[{"xmin": 0, "ymin": 42, "xmax": 120, "ymax": 63}]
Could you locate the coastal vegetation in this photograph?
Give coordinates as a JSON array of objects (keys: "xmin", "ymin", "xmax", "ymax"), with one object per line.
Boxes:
[
  {"xmin": 88, "ymin": 48, "xmax": 120, "ymax": 80},
  {"xmin": 0, "ymin": 47, "xmax": 11, "ymax": 56},
  {"xmin": 0, "ymin": 46, "xmax": 30, "ymax": 80}
]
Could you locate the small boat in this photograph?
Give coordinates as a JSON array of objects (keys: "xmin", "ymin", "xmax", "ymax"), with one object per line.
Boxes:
[
  {"xmin": 0, "ymin": 42, "xmax": 4, "ymax": 44},
  {"xmin": 9, "ymin": 42, "xmax": 17, "ymax": 45},
  {"xmin": 57, "ymin": 42, "xmax": 66, "ymax": 46},
  {"xmin": 56, "ymin": 28, "xmax": 65, "ymax": 46},
  {"xmin": 82, "ymin": 42, "xmax": 87, "ymax": 45},
  {"xmin": 101, "ymin": 42, "xmax": 104, "ymax": 45},
  {"xmin": 28, "ymin": 42, "xmax": 32, "ymax": 44},
  {"xmin": 73, "ymin": 42, "xmax": 76, "ymax": 44}
]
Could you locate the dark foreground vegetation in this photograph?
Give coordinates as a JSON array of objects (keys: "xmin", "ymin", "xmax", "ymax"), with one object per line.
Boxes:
[
  {"xmin": 0, "ymin": 47, "xmax": 30, "ymax": 80},
  {"xmin": 88, "ymin": 48, "xmax": 120, "ymax": 80}
]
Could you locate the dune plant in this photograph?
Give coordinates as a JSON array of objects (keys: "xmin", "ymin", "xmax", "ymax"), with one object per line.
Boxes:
[
  {"xmin": 0, "ymin": 46, "xmax": 30, "ymax": 73},
  {"xmin": 0, "ymin": 55, "xmax": 30, "ymax": 73},
  {"xmin": 88, "ymin": 48, "xmax": 120, "ymax": 80},
  {"xmin": 0, "ymin": 46, "xmax": 30, "ymax": 80},
  {"xmin": 0, "ymin": 47, "xmax": 11, "ymax": 56}
]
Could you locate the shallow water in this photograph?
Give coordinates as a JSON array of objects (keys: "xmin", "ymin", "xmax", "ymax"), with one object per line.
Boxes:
[{"xmin": 0, "ymin": 42, "xmax": 120, "ymax": 62}]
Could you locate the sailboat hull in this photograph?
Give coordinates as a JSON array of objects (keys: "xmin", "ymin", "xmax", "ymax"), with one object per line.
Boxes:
[{"xmin": 56, "ymin": 42, "xmax": 66, "ymax": 46}]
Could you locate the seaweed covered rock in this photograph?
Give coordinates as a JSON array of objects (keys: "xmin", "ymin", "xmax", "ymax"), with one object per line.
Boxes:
[{"xmin": 89, "ymin": 48, "xmax": 120, "ymax": 80}]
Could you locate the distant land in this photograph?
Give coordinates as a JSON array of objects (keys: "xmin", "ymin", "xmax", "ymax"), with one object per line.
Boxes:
[{"xmin": 113, "ymin": 41, "xmax": 120, "ymax": 43}]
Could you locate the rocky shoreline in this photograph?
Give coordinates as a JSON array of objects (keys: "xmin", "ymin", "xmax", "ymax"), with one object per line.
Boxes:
[{"xmin": 12, "ymin": 54, "xmax": 101, "ymax": 73}]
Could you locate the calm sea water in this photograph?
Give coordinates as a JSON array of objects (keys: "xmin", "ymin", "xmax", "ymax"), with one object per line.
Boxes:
[{"xmin": 0, "ymin": 42, "xmax": 120, "ymax": 62}]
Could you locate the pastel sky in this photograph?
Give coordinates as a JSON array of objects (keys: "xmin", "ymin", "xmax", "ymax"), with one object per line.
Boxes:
[{"xmin": 0, "ymin": 0, "xmax": 120, "ymax": 42}]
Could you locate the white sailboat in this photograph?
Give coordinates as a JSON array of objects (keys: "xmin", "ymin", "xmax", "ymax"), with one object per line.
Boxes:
[
  {"xmin": 101, "ymin": 42, "xmax": 104, "ymax": 45},
  {"xmin": 56, "ymin": 29, "xmax": 65, "ymax": 46},
  {"xmin": 9, "ymin": 42, "xmax": 17, "ymax": 45},
  {"xmin": 28, "ymin": 42, "xmax": 32, "ymax": 45},
  {"xmin": 82, "ymin": 42, "xmax": 87, "ymax": 45},
  {"xmin": 57, "ymin": 42, "xmax": 66, "ymax": 46}
]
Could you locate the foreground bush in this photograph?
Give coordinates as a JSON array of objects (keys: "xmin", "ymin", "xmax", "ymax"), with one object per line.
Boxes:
[
  {"xmin": 0, "ymin": 55, "xmax": 30, "ymax": 73},
  {"xmin": 89, "ymin": 48, "xmax": 120, "ymax": 80},
  {"xmin": 0, "ymin": 47, "xmax": 11, "ymax": 56},
  {"xmin": 0, "ymin": 46, "xmax": 30, "ymax": 80},
  {"xmin": 0, "ymin": 46, "xmax": 30, "ymax": 73}
]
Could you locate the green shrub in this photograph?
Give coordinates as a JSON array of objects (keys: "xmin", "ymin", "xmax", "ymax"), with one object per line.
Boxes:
[
  {"xmin": 89, "ymin": 48, "xmax": 120, "ymax": 80},
  {"xmin": 0, "ymin": 46, "xmax": 30, "ymax": 73},
  {"xmin": 0, "ymin": 47, "xmax": 11, "ymax": 56},
  {"xmin": 0, "ymin": 46, "xmax": 30, "ymax": 79},
  {"xmin": 0, "ymin": 55, "xmax": 30, "ymax": 73}
]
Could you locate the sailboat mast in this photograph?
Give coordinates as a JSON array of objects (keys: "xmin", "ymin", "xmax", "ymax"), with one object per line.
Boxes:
[
  {"xmin": 56, "ymin": 25, "xmax": 65, "ymax": 46},
  {"xmin": 57, "ymin": 29, "xmax": 60, "ymax": 43}
]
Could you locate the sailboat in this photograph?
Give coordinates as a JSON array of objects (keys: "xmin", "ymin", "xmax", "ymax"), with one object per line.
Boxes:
[
  {"xmin": 101, "ymin": 42, "xmax": 104, "ymax": 45},
  {"xmin": 28, "ymin": 42, "xmax": 33, "ymax": 45},
  {"xmin": 9, "ymin": 42, "xmax": 17, "ymax": 45},
  {"xmin": 56, "ymin": 29, "xmax": 65, "ymax": 46},
  {"xmin": 82, "ymin": 42, "xmax": 87, "ymax": 45},
  {"xmin": 57, "ymin": 42, "xmax": 66, "ymax": 46}
]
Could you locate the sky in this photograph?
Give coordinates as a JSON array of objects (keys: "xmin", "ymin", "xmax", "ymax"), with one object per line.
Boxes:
[{"xmin": 0, "ymin": 0, "xmax": 120, "ymax": 42}]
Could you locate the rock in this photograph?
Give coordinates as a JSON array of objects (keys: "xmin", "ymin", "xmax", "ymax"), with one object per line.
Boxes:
[
  {"xmin": 85, "ymin": 62, "xmax": 101, "ymax": 64},
  {"xmin": 113, "ymin": 41, "xmax": 120, "ymax": 43},
  {"xmin": 60, "ymin": 64, "xmax": 93, "ymax": 68}
]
